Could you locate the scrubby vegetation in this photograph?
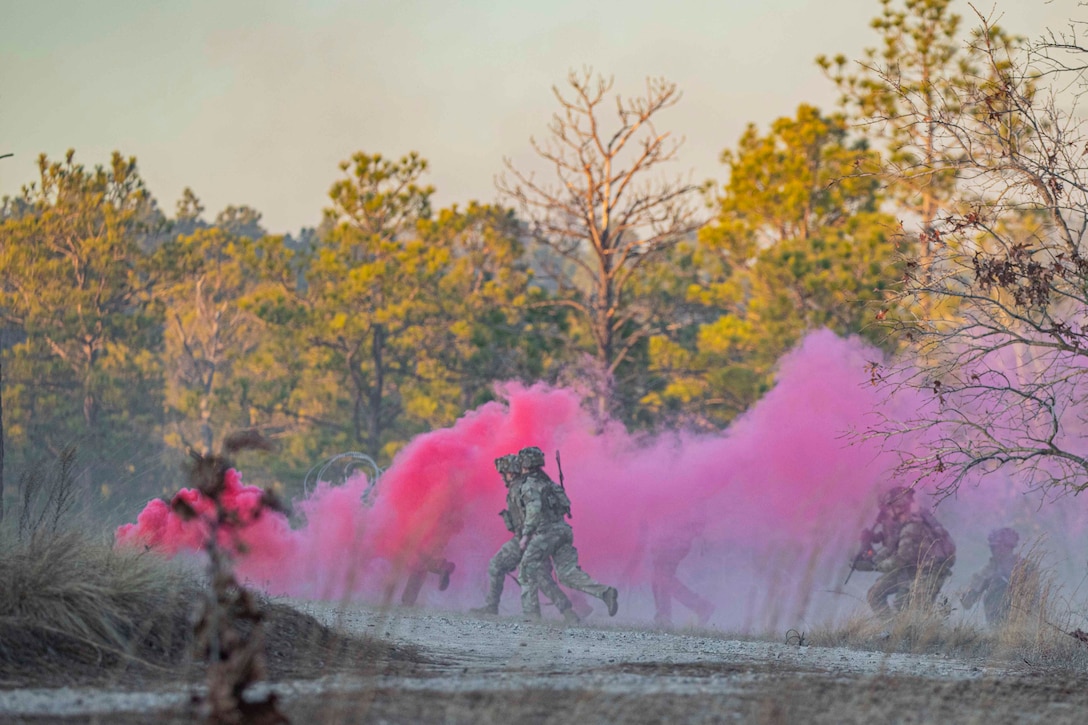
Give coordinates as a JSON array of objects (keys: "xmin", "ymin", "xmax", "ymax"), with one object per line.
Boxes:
[
  {"xmin": 0, "ymin": 445, "xmax": 422, "ymax": 699},
  {"xmin": 810, "ymin": 548, "xmax": 1088, "ymax": 671},
  {"xmin": 0, "ymin": 527, "xmax": 199, "ymax": 685}
]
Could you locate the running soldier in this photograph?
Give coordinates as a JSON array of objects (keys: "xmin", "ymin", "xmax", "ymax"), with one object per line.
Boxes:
[
  {"xmin": 515, "ymin": 446, "xmax": 618, "ymax": 619},
  {"xmin": 851, "ymin": 486, "xmax": 956, "ymax": 619},
  {"xmin": 650, "ymin": 520, "xmax": 715, "ymax": 627},
  {"xmin": 961, "ymin": 527, "xmax": 1038, "ymax": 626},
  {"xmin": 400, "ymin": 556, "xmax": 456, "ymax": 606},
  {"xmin": 470, "ymin": 454, "xmax": 579, "ymax": 622}
]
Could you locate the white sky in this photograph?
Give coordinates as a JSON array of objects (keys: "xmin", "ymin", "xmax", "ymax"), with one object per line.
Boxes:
[{"xmin": 0, "ymin": 0, "xmax": 1078, "ymax": 234}]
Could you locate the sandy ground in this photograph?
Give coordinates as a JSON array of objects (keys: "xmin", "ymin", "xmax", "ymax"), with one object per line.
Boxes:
[{"xmin": 3, "ymin": 600, "xmax": 1088, "ymax": 724}]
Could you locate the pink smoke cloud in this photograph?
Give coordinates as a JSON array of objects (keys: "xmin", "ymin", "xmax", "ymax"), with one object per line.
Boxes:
[{"xmin": 116, "ymin": 329, "xmax": 1088, "ymax": 631}]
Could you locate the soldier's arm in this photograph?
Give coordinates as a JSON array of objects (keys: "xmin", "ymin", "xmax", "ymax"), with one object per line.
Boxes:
[
  {"xmin": 871, "ymin": 523, "xmax": 915, "ymax": 572},
  {"xmin": 520, "ymin": 479, "xmax": 543, "ymax": 538},
  {"xmin": 961, "ymin": 563, "xmax": 993, "ymax": 609},
  {"xmin": 872, "ymin": 545, "xmax": 894, "ymax": 572},
  {"xmin": 870, "ymin": 532, "xmax": 895, "ymax": 570}
]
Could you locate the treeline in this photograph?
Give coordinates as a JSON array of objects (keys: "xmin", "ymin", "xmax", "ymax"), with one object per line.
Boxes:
[
  {"xmin": 2, "ymin": 0, "xmax": 1017, "ymax": 508},
  {"xmin": 0, "ymin": 108, "xmax": 897, "ymax": 506}
]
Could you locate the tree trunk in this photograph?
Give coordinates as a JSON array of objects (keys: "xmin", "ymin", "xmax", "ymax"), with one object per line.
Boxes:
[
  {"xmin": 1, "ymin": 353, "xmax": 6, "ymax": 525},
  {"xmin": 367, "ymin": 325, "xmax": 385, "ymax": 456}
]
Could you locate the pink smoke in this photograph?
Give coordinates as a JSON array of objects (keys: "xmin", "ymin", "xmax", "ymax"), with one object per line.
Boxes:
[
  {"xmin": 115, "ymin": 468, "xmax": 297, "ymax": 586},
  {"xmin": 116, "ymin": 329, "xmax": 1088, "ymax": 631}
]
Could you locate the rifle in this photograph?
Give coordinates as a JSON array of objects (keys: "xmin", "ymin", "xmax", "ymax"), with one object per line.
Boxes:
[
  {"xmin": 555, "ymin": 449, "xmax": 571, "ymax": 518},
  {"xmin": 844, "ymin": 527, "xmax": 877, "ymax": 586}
]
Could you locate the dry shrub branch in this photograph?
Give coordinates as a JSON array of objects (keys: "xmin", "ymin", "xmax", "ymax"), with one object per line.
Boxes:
[{"xmin": 174, "ymin": 430, "xmax": 288, "ymax": 725}]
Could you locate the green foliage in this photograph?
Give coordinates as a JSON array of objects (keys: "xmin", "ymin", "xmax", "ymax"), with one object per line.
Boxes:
[
  {"xmin": 0, "ymin": 151, "xmax": 166, "ymax": 500},
  {"xmin": 817, "ymin": 0, "xmax": 1022, "ymax": 271},
  {"xmin": 417, "ymin": 202, "xmax": 568, "ymax": 415},
  {"xmin": 244, "ymin": 152, "xmax": 560, "ymax": 470},
  {"xmin": 151, "ymin": 197, "xmax": 272, "ymax": 455},
  {"xmin": 645, "ymin": 106, "xmax": 902, "ymax": 427},
  {"xmin": 0, "ymin": 122, "xmax": 931, "ymax": 501}
]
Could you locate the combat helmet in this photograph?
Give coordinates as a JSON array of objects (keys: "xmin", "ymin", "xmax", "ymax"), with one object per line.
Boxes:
[
  {"xmin": 880, "ymin": 485, "xmax": 914, "ymax": 508},
  {"xmin": 517, "ymin": 446, "xmax": 546, "ymax": 469},
  {"xmin": 988, "ymin": 527, "xmax": 1019, "ymax": 549},
  {"xmin": 494, "ymin": 454, "xmax": 520, "ymax": 475}
]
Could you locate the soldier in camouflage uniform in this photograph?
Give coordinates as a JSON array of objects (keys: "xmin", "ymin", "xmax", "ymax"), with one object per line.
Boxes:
[
  {"xmin": 650, "ymin": 520, "xmax": 715, "ymax": 627},
  {"xmin": 852, "ymin": 486, "xmax": 956, "ymax": 619},
  {"xmin": 961, "ymin": 527, "xmax": 1037, "ymax": 626},
  {"xmin": 400, "ymin": 556, "xmax": 456, "ymax": 606},
  {"xmin": 515, "ymin": 446, "xmax": 619, "ymax": 619},
  {"xmin": 470, "ymin": 454, "xmax": 579, "ymax": 622}
]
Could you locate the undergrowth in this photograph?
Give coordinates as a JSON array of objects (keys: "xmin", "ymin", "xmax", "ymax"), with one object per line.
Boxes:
[
  {"xmin": 0, "ymin": 528, "xmax": 200, "ymax": 680},
  {"xmin": 807, "ymin": 546, "xmax": 1088, "ymax": 670}
]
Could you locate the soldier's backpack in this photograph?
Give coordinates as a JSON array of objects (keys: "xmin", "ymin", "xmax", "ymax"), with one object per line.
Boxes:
[
  {"xmin": 543, "ymin": 480, "xmax": 572, "ymax": 521},
  {"xmin": 919, "ymin": 509, "xmax": 956, "ymax": 563}
]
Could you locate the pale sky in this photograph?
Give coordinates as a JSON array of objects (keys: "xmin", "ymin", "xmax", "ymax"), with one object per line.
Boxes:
[{"xmin": 0, "ymin": 0, "xmax": 1077, "ymax": 234}]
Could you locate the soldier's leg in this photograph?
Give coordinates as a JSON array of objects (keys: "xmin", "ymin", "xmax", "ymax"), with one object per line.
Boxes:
[
  {"xmin": 518, "ymin": 535, "xmax": 553, "ymax": 617},
  {"xmin": 651, "ymin": 559, "xmax": 675, "ymax": 625},
  {"xmin": 985, "ymin": 582, "xmax": 1012, "ymax": 626},
  {"xmin": 475, "ymin": 539, "xmax": 522, "ymax": 613},
  {"xmin": 567, "ymin": 589, "xmax": 595, "ymax": 618},
  {"xmin": 534, "ymin": 564, "xmax": 574, "ymax": 615},
  {"xmin": 400, "ymin": 568, "xmax": 426, "ymax": 606},
  {"xmin": 892, "ymin": 569, "xmax": 922, "ymax": 613},
  {"xmin": 669, "ymin": 577, "xmax": 714, "ymax": 623},
  {"xmin": 548, "ymin": 525, "xmax": 611, "ymax": 600},
  {"xmin": 427, "ymin": 557, "xmax": 456, "ymax": 591},
  {"xmin": 911, "ymin": 561, "xmax": 954, "ymax": 612},
  {"xmin": 867, "ymin": 569, "xmax": 908, "ymax": 618}
]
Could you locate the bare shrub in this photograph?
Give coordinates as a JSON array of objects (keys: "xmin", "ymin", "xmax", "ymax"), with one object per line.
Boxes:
[
  {"xmin": 173, "ymin": 431, "xmax": 288, "ymax": 725},
  {"xmin": 16, "ymin": 445, "xmax": 78, "ymax": 540}
]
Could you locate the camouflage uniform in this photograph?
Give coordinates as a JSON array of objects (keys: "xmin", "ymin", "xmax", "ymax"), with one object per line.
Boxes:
[
  {"xmin": 474, "ymin": 454, "xmax": 574, "ymax": 618},
  {"xmin": 651, "ymin": 527, "xmax": 714, "ymax": 627},
  {"xmin": 400, "ymin": 556, "xmax": 456, "ymax": 606},
  {"xmin": 962, "ymin": 527, "xmax": 1037, "ymax": 626},
  {"xmin": 515, "ymin": 448, "xmax": 618, "ymax": 618},
  {"xmin": 858, "ymin": 487, "xmax": 956, "ymax": 619}
]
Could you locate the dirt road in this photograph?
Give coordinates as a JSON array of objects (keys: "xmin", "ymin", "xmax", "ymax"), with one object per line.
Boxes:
[{"xmin": 3, "ymin": 600, "xmax": 1088, "ymax": 723}]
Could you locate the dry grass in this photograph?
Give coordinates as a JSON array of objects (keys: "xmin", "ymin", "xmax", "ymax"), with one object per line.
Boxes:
[
  {"xmin": 0, "ymin": 444, "xmax": 425, "ymax": 702},
  {"xmin": 0, "ymin": 528, "xmax": 426, "ymax": 691},
  {"xmin": 0, "ymin": 529, "xmax": 200, "ymax": 682},
  {"xmin": 808, "ymin": 546, "xmax": 1088, "ymax": 670}
]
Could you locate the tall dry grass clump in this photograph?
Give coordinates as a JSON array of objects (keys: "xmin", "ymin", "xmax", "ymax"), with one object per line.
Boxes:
[
  {"xmin": 0, "ymin": 528, "xmax": 200, "ymax": 678},
  {"xmin": 0, "ymin": 445, "xmax": 201, "ymax": 680},
  {"xmin": 987, "ymin": 545, "xmax": 1088, "ymax": 669}
]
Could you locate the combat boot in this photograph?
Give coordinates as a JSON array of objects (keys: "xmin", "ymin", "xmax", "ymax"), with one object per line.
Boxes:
[
  {"xmin": 469, "ymin": 604, "xmax": 498, "ymax": 616},
  {"xmin": 602, "ymin": 587, "xmax": 619, "ymax": 617},
  {"xmin": 560, "ymin": 607, "xmax": 581, "ymax": 625},
  {"xmin": 437, "ymin": 560, "xmax": 456, "ymax": 591}
]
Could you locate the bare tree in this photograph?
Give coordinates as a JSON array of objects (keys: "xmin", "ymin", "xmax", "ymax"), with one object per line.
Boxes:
[
  {"xmin": 868, "ymin": 9, "xmax": 1088, "ymax": 497},
  {"xmin": 499, "ymin": 69, "xmax": 703, "ymax": 413}
]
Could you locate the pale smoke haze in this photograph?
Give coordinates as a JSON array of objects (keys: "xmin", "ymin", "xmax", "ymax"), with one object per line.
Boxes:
[{"xmin": 116, "ymin": 329, "xmax": 1088, "ymax": 631}]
